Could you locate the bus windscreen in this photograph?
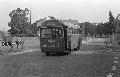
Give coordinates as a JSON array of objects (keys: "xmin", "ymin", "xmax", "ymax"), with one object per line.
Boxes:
[{"xmin": 41, "ymin": 27, "xmax": 63, "ymax": 38}]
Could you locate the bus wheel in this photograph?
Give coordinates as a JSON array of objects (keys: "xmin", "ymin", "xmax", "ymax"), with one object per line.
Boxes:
[
  {"xmin": 67, "ymin": 49, "xmax": 71, "ymax": 54},
  {"xmin": 67, "ymin": 46, "xmax": 71, "ymax": 54},
  {"xmin": 46, "ymin": 53, "xmax": 50, "ymax": 55},
  {"xmin": 77, "ymin": 46, "xmax": 80, "ymax": 50},
  {"xmin": 77, "ymin": 39, "xmax": 81, "ymax": 50}
]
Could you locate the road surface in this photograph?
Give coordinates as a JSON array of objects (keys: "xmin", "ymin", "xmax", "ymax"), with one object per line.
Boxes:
[{"xmin": 0, "ymin": 38, "xmax": 120, "ymax": 77}]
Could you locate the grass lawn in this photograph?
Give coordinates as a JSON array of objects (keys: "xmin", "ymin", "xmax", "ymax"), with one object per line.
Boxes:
[
  {"xmin": 0, "ymin": 38, "xmax": 116, "ymax": 77},
  {"xmin": 0, "ymin": 49, "xmax": 114, "ymax": 77}
]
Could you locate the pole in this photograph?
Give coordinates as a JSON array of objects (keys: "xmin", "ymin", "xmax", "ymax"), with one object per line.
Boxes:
[{"xmin": 30, "ymin": 7, "xmax": 31, "ymax": 25}]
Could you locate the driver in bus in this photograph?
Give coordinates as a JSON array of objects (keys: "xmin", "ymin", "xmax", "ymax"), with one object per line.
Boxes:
[{"xmin": 52, "ymin": 28, "xmax": 63, "ymax": 38}]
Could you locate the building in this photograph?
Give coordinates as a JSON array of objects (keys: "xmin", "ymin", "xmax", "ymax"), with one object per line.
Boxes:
[{"xmin": 60, "ymin": 19, "xmax": 79, "ymax": 25}]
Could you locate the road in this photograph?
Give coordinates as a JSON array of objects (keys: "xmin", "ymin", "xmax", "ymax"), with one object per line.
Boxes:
[{"xmin": 0, "ymin": 38, "xmax": 120, "ymax": 77}]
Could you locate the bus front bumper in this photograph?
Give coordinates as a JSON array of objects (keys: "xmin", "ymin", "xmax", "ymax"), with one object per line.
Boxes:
[{"xmin": 41, "ymin": 46, "xmax": 65, "ymax": 53}]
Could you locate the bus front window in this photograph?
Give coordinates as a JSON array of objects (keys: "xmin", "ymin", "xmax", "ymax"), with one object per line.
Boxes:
[
  {"xmin": 41, "ymin": 28, "xmax": 52, "ymax": 37},
  {"xmin": 41, "ymin": 27, "xmax": 63, "ymax": 38}
]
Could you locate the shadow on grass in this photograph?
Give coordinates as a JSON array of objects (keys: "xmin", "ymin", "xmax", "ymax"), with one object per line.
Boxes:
[
  {"xmin": 91, "ymin": 42, "xmax": 104, "ymax": 43},
  {"xmin": 45, "ymin": 53, "xmax": 69, "ymax": 56}
]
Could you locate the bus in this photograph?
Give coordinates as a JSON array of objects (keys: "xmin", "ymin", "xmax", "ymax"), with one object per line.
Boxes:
[{"xmin": 37, "ymin": 17, "xmax": 82, "ymax": 55}]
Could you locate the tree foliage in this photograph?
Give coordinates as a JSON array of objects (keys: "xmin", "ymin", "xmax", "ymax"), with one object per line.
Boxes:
[
  {"xmin": 115, "ymin": 14, "xmax": 120, "ymax": 34},
  {"xmin": 8, "ymin": 8, "xmax": 30, "ymax": 36},
  {"xmin": 108, "ymin": 10, "xmax": 115, "ymax": 33},
  {"xmin": 81, "ymin": 22, "xmax": 97, "ymax": 37},
  {"xmin": 94, "ymin": 11, "xmax": 116, "ymax": 36}
]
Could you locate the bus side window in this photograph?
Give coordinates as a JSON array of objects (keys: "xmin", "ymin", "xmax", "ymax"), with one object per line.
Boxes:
[
  {"xmin": 52, "ymin": 28, "xmax": 56, "ymax": 37},
  {"xmin": 77, "ymin": 29, "xmax": 79, "ymax": 34},
  {"xmin": 75, "ymin": 29, "xmax": 77, "ymax": 34},
  {"xmin": 76, "ymin": 29, "xmax": 78, "ymax": 34},
  {"xmin": 79, "ymin": 30, "xmax": 81, "ymax": 34},
  {"xmin": 70, "ymin": 28, "xmax": 72, "ymax": 34},
  {"xmin": 75, "ymin": 29, "xmax": 78, "ymax": 34},
  {"xmin": 58, "ymin": 28, "xmax": 63, "ymax": 37},
  {"xmin": 68, "ymin": 28, "xmax": 71, "ymax": 36},
  {"xmin": 74, "ymin": 29, "xmax": 76, "ymax": 34},
  {"xmin": 71, "ymin": 28, "xmax": 74, "ymax": 34},
  {"xmin": 68, "ymin": 28, "xmax": 70, "ymax": 34},
  {"xmin": 76, "ymin": 29, "xmax": 77, "ymax": 34},
  {"xmin": 73, "ymin": 29, "xmax": 75, "ymax": 34}
]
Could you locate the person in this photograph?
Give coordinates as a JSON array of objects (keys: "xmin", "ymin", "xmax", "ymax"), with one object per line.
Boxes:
[
  {"xmin": 107, "ymin": 73, "xmax": 113, "ymax": 77},
  {"xmin": 105, "ymin": 39, "xmax": 108, "ymax": 47},
  {"xmin": 14, "ymin": 36, "xmax": 19, "ymax": 50},
  {"xmin": 6, "ymin": 34, "xmax": 13, "ymax": 50}
]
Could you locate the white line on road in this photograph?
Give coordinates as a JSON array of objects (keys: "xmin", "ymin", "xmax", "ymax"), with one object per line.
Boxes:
[
  {"xmin": 5, "ymin": 49, "xmax": 41, "ymax": 56},
  {"xmin": 114, "ymin": 56, "xmax": 119, "ymax": 59},
  {"xmin": 112, "ymin": 66, "xmax": 117, "ymax": 71},
  {"xmin": 113, "ymin": 61, "xmax": 119, "ymax": 64},
  {"xmin": 113, "ymin": 52, "xmax": 116, "ymax": 53},
  {"xmin": 115, "ymin": 50, "xmax": 120, "ymax": 51},
  {"xmin": 71, "ymin": 51, "xmax": 96, "ymax": 54},
  {"xmin": 107, "ymin": 73, "xmax": 113, "ymax": 77}
]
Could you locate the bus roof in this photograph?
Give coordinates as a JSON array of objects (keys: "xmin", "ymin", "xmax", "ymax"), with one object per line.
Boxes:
[
  {"xmin": 37, "ymin": 19, "xmax": 64, "ymax": 27},
  {"xmin": 36, "ymin": 16, "xmax": 80, "ymax": 29}
]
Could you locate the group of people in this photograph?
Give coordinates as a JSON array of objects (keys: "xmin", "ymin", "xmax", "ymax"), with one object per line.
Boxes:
[{"xmin": 1, "ymin": 34, "xmax": 24, "ymax": 50}]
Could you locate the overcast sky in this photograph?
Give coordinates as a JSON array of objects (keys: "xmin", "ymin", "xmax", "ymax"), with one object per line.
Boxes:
[{"xmin": 0, "ymin": 0, "xmax": 120, "ymax": 31}]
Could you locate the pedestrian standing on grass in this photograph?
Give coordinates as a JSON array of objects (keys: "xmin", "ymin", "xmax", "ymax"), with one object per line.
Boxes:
[
  {"xmin": 5, "ymin": 34, "xmax": 13, "ymax": 51},
  {"xmin": 14, "ymin": 36, "xmax": 19, "ymax": 50},
  {"xmin": 105, "ymin": 37, "xmax": 110, "ymax": 47}
]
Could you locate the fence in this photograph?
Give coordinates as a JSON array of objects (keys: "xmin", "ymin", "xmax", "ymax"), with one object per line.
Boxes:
[
  {"xmin": 0, "ymin": 37, "xmax": 40, "ymax": 54},
  {"xmin": 105, "ymin": 34, "xmax": 120, "ymax": 46}
]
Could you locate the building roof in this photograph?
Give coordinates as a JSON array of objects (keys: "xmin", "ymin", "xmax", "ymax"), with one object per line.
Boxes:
[{"xmin": 60, "ymin": 19, "xmax": 79, "ymax": 25}]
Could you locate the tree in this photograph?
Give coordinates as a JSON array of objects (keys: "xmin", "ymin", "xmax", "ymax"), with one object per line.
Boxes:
[
  {"xmin": 8, "ymin": 8, "xmax": 30, "ymax": 36},
  {"xmin": 89, "ymin": 24, "xmax": 96, "ymax": 38},
  {"xmin": 84, "ymin": 22, "xmax": 90, "ymax": 38},
  {"xmin": 96, "ymin": 23, "xmax": 104, "ymax": 37},
  {"xmin": 108, "ymin": 10, "xmax": 115, "ymax": 34},
  {"xmin": 31, "ymin": 22, "xmax": 38, "ymax": 35},
  {"xmin": 115, "ymin": 14, "xmax": 120, "ymax": 34},
  {"xmin": 80, "ymin": 22, "xmax": 97, "ymax": 39}
]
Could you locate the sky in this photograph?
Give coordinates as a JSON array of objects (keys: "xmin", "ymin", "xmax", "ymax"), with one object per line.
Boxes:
[{"xmin": 0, "ymin": 0, "xmax": 120, "ymax": 31}]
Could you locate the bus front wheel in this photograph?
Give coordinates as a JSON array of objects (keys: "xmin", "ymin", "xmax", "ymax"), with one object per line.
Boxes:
[
  {"xmin": 67, "ymin": 48, "xmax": 71, "ymax": 54},
  {"xmin": 67, "ymin": 41, "xmax": 71, "ymax": 54}
]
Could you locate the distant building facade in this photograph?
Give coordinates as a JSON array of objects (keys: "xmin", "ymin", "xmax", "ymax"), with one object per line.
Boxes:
[{"xmin": 60, "ymin": 19, "xmax": 79, "ymax": 25}]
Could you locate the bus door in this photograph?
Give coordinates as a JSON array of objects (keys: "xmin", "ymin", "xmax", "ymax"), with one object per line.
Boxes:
[{"xmin": 64, "ymin": 26, "xmax": 68, "ymax": 51}]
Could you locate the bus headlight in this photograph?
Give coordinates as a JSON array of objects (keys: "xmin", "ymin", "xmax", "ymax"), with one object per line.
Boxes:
[
  {"xmin": 43, "ymin": 44, "xmax": 46, "ymax": 47},
  {"xmin": 58, "ymin": 43, "xmax": 60, "ymax": 46}
]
